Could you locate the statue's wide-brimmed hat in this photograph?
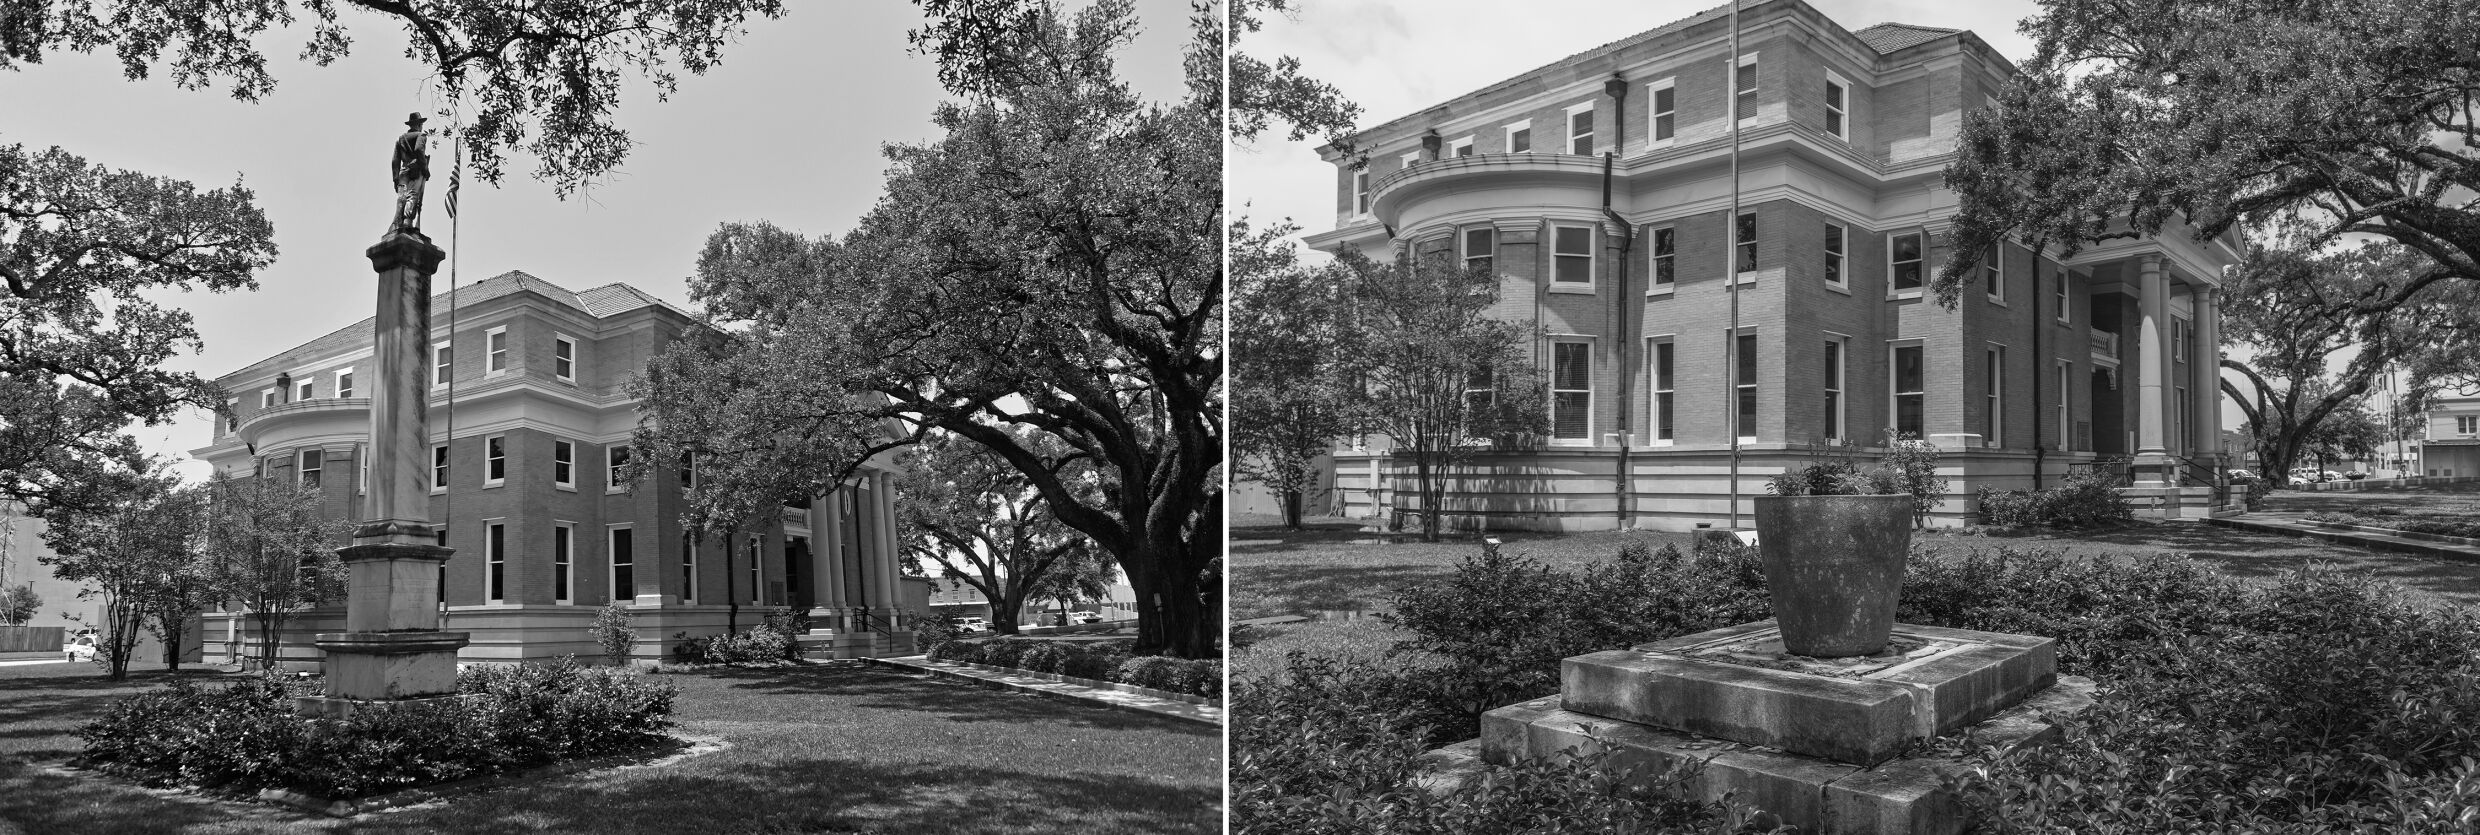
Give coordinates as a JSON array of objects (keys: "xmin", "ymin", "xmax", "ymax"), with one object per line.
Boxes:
[{"xmin": 404, "ymin": 112, "xmax": 427, "ymax": 128}]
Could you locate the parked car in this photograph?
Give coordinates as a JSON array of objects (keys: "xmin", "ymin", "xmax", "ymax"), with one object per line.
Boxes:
[
  {"xmin": 63, "ymin": 634, "xmax": 96, "ymax": 663},
  {"xmin": 2344, "ymin": 470, "xmax": 2369, "ymax": 480},
  {"xmin": 955, "ymin": 616, "xmax": 989, "ymax": 634},
  {"xmin": 2228, "ymin": 469, "xmax": 2258, "ymax": 483},
  {"xmin": 1070, "ymin": 612, "xmax": 1102, "ymax": 624},
  {"xmin": 2321, "ymin": 470, "xmax": 2345, "ymax": 482}
]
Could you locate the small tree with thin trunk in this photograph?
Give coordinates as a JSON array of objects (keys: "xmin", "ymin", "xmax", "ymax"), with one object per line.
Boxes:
[
  {"xmin": 1234, "ymin": 218, "xmax": 1354, "ymax": 530},
  {"xmin": 203, "ymin": 473, "xmax": 349, "ymax": 671},
  {"xmin": 38, "ymin": 471, "xmax": 202, "ymax": 678},
  {"xmin": 1332, "ymin": 250, "xmax": 1546, "ymax": 543},
  {"xmin": 1027, "ymin": 544, "xmax": 1117, "ymax": 625},
  {"xmin": 0, "ymin": 583, "xmax": 37, "ymax": 626}
]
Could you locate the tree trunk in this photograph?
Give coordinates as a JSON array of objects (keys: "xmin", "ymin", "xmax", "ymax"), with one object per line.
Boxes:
[
  {"xmin": 157, "ymin": 614, "xmax": 186, "ymax": 672},
  {"xmin": 990, "ymin": 587, "xmax": 1023, "ymax": 635},
  {"xmin": 253, "ymin": 610, "xmax": 284, "ymax": 671},
  {"xmin": 1120, "ymin": 540, "xmax": 1215, "ymax": 658},
  {"xmin": 1415, "ymin": 454, "xmax": 1442, "ymax": 543},
  {"xmin": 1279, "ymin": 489, "xmax": 1303, "ymax": 530}
]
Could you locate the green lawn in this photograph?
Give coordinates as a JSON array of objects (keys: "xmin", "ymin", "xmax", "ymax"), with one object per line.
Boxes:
[
  {"xmin": 2256, "ymin": 479, "xmax": 2480, "ymax": 519},
  {"xmin": 1231, "ymin": 511, "xmax": 2480, "ymax": 679},
  {"xmin": 0, "ymin": 661, "xmax": 1219, "ymax": 834}
]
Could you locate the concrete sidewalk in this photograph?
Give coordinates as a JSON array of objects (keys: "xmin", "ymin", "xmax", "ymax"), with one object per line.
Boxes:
[
  {"xmin": 869, "ymin": 655, "xmax": 1221, "ymax": 727},
  {"xmin": 2207, "ymin": 512, "xmax": 2480, "ymax": 562}
]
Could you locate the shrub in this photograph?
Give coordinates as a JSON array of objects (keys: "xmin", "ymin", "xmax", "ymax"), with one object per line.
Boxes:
[
  {"xmin": 591, "ymin": 603, "xmax": 637, "ymax": 667},
  {"xmin": 928, "ymin": 638, "xmax": 982, "ymax": 663},
  {"xmin": 1954, "ymin": 568, "xmax": 2480, "ymax": 831},
  {"xmin": 80, "ymin": 658, "xmax": 676, "ymax": 800},
  {"xmin": 1382, "ymin": 537, "xmax": 1769, "ymax": 743},
  {"xmin": 759, "ymin": 606, "xmax": 805, "ymax": 660},
  {"xmin": 669, "ymin": 631, "xmax": 710, "ymax": 664},
  {"xmin": 976, "ymin": 637, "xmax": 1040, "ymax": 669},
  {"xmin": 1018, "ymin": 641, "xmax": 1076, "ymax": 674},
  {"xmin": 913, "ymin": 613, "xmax": 961, "ymax": 650},
  {"xmin": 1232, "ymin": 653, "xmax": 1741, "ymax": 834},
  {"xmin": 1973, "ymin": 470, "xmax": 2132, "ymax": 530}
]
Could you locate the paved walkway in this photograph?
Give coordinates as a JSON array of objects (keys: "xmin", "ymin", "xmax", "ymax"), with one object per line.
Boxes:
[
  {"xmin": 869, "ymin": 655, "xmax": 1222, "ymax": 727},
  {"xmin": 2209, "ymin": 512, "xmax": 2480, "ymax": 562}
]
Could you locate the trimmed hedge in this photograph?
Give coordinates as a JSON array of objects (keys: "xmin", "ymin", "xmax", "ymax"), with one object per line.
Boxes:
[
  {"xmin": 1975, "ymin": 470, "xmax": 2134, "ymax": 529},
  {"xmin": 929, "ymin": 637, "xmax": 1221, "ymax": 700},
  {"xmin": 79, "ymin": 657, "xmax": 676, "ymax": 799}
]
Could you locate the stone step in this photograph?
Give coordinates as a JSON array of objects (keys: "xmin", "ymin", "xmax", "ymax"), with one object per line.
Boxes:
[
  {"xmin": 1562, "ymin": 621, "xmax": 2056, "ymax": 766},
  {"xmin": 1470, "ymin": 676, "xmax": 2095, "ymax": 835}
]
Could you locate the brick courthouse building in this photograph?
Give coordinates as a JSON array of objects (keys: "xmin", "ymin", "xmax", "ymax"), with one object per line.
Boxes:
[
  {"xmin": 1306, "ymin": 0, "xmax": 2245, "ymax": 530},
  {"xmin": 192, "ymin": 272, "xmax": 916, "ymax": 664}
]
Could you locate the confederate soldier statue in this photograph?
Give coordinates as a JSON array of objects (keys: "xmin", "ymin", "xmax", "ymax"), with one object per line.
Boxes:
[{"xmin": 389, "ymin": 113, "xmax": 431, "ymax": 236}]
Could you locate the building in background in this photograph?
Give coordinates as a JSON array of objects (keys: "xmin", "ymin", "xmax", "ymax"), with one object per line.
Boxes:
[
  {"xmin": 1306, "ymin": 0, "xmax": 2244, "ymax": 529},
  {"xmin": 2422, "ymin": 393, "xmax": 2480, "ymax": 479},
  {"xmin": 193, "ymin": 272, "xmax": 915, "ymax": 665}
]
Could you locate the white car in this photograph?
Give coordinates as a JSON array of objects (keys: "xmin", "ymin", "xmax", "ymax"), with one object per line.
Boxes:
[
  {"xmin": 1070, "ymin": 612, "xmax": 1102, "ymax": 625},
  {"xmin": 955, "ymin": 617, "xmax": 989, "ymax": 634},
  {"xmin": 63, "ymin": 634, "xmax": 97, "ymax": 662}
]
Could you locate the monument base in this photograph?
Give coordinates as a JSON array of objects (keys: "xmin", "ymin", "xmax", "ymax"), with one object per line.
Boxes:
[
  {"xmin": 298, "ymin": 630, "xmax": 471, "ymax": 718},
  {"xmin": 1430, "ymin": 620, "xmax": 2095, "ymax": 834}
]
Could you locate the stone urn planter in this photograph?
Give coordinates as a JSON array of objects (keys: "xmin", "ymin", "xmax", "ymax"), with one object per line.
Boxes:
[{"xmin": 1752, "ymin": 494, "xmax": 1913, "ymax": 657}]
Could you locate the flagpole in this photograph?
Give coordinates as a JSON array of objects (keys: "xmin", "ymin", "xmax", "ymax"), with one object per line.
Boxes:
[
  {"xmin": 439, "ymin": 132, "xmax": 463, "ymax": 626},
  {"xmin": 1725, "ymin": 0, "xmax": 1744, "ymax": 531}
]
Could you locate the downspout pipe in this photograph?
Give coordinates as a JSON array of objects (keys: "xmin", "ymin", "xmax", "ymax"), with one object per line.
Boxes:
[
  {"xmin": 1603, "ymin": 76, "xmax": 1635, "ymax": 530},
  {"xmin": 2031, "ymin": 254, "xmax": 2046, "ymax": 490}
]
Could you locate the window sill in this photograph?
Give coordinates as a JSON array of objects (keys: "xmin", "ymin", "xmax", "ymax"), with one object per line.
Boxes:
[
  {"xmin": 1887, "ymin": 290, "xmax": 1924, "ymax": 301},
  {"xmin": 606, "ymin": 486, "xmax": 630, "ymax": 495},
  {"xmin": 1547, "ymin": 284, "xmax": 1596, "ymax": 295},
  {"xmin": 1988, "ymin": 296, "xmax": 2008, "ymax": 308},
  {"xmin": 1824, "ymin": 281, "xmax": 1852, "ymax": 296},
  {"xmin": 1548, "ymin": 439, "xmax": 1596, "ymax": 447},
  {"xmin": 555, "ymin": 377, "xmax": 577, "ymax": 385},
  {"xmin": 1647, "ymin": 286, "xmax": 1675, "ymax": 298},
  {"xmin": 431, "ymin": 487, "xmax": 448, "ymax": 495},
  {"xmin": 556, "ymin": 484, "xmax": 577, "ymax": 493},
  {"xmin": 1650, "ymin": 440, "xmax": 1675, "ymax": 448},
  {"xmin": 482, "ymin": 481, "xmax": 506, "ymax": 490}
]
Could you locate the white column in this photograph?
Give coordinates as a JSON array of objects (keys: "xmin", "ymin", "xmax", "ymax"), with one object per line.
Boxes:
[
  {"xmin": 2133, "ymin": 255, "xmax": 2174, "ymax": 486},
  {"xmin": 873, "ymin": 471, "xmax": 901, "ymax": 627},
  {"xmin": 2191, "ymin": 286, "xmax": 2222, "ymax": 460},
  {"xmin": 813, "ymin": 492, "xmax": 844, "ymax": 613}
]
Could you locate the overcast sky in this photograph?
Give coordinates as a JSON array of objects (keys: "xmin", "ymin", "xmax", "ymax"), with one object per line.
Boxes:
[{"xmin": 4, "ymin": 0, "xmax": 1192, "ymax": 480}]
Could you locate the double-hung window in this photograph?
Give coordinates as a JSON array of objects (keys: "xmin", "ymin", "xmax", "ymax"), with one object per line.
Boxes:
[
  {"xmin": 1893, "ymin": 343, "xmax": 1926, "ymax": 437},
  {"xmin": 335, "ymin": 369, "xmax": 353, "ymax": 398},
  {"xmin": 1551, "ymin": 341, "xmax": 1592, "ymax": 442},
  {"xmin": 1734, "ymin": 213, "xmax": 1758, "ymax": 275},
  {"xmin": 1352, "ymin": 169, "xmax": 1370, "ymax": 216},
  {"xmin": 1734, "ymin": 54, "xmax": 1758, "ymax": 121},
  {"xmin": 1734, "ymin": 333, "xmax": 1758, "ymax": 442},
  {"xmin": 1566, "ymin": 102, "xmax": 1595, "ymax": 155},
  {"xmin": 553, "ymin": 523, "xmax": 574, "ymax": 604},
  {"xmin": 609, "ymin": 526, "xmax": 636, "ymax": 603},
  {"xmin": 2459, "ymin": 415, "xmax": 2479, "ymax": 435},
  {"xmin": 1824, "ymin": 223, "xmax": 1847, "ymax": 287},
  {"xmin": 553, "ymin": 439, "xmax": 575, "ymax": 489},
  {"xmin": 1462, "ymin": 227, "xmax": 1494, "ymax": 275},
  {"xmin": 2057, "ymin": 361, "xmax": 2074, "ymax": 450},
  {"xmin": 1986, "ymin": 245, "xmax": 2005, "ymax": 303},
  {"xmin": 1503, "ymin": 121, "xmax": 1531, "ymax": 153},
  {"xmin": 298, "ymin": 449, "xmax": 322, "ymax": 489},
  {"xmin": 433, "ymin": 342, "xmax": 453, "ymax": 387},
  {"xmin": 483, "ymin": 435, "xmax": 506, "ymax": 487},
  {"xmin": 1650, "ymin": 79, "xmax": 1677, "ymax": 144},
  {"xmin": 1551, "ymin": 224, "xmax": 1594, "ymax": 289},
  {"xmin": 432, "ymin": 444, "xmax": 449, "ymax": 491},
  {"xmin": 1824, "ymin": 339, "xmax": 1846, "ymax": 441},
  {"xmin": 1650, "ymin": 340, "xmax": 1675, "ymax": 444},
  {"xmin": 295, "ymin": 375, "xmax": 314, "ymax": 401},
  {"xmin": 485, "ymin": 326, "xmax": 509, "ymax": 375},
  {"xmin": 2055, "ymin": 267, "xmax": 2073, "ymax": 324},
  {"xmin": 1986, "ymin": 346, "xmax": 2006, "ymax": 447},
  {"xmin": 1651, "ymin": 226, "xmax": 1676, "ymax": 291},
  {"xmin": 607, "ymin": 445, "xmax": 631, "ymax": 493},
  {"xmin": 485, "ymin": 521, "xmax": 507, "ymax": 603},
  {"xmin": 1824, "ymin": 73, "xmax": 1848, "ymax": 139},
  {"xmin": 553, "ymin": 336, "xmax": 577, "ymax": 382},
  {"xmin": 1446, "ymin": 135, "xmax": 1474, "ymax": 157},
  {"xmin": 1890, "ymin": 231, "xmax": 1925, "ymax": 293}
]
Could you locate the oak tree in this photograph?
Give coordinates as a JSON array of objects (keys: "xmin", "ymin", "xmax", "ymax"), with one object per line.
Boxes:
[
  {"xmin": 893, "ymin": 429, "xmax": 1096, "ymax": 636},
  {"xmin": 634, "ymin": 0, "xmax": 1220, "ymax": 657}
]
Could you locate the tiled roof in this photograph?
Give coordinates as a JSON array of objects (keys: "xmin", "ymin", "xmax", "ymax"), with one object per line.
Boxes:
[
  {"xmin": 1853, "ymin": 22, "xmax": 1961, "ymax": 54},
  {"xmin": 227, "ymin": 270, "xmax": 687, "ymax": 381}
]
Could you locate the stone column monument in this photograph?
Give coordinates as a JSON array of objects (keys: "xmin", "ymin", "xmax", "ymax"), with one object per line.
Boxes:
[{"xmin": 297, "ymin": 114, "xmax": 469, "ymax": 717}]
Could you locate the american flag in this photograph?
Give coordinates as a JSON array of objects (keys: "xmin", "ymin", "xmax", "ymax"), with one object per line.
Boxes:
[{"xmin": 445, "ymin": 141, "xmax": 462, "ymax": 220}]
